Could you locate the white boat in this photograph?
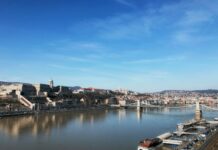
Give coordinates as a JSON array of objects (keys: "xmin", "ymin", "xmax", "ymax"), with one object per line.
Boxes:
[{"xmin": 214, "ymin": 118, "xmax": 218, "ymax": 121}]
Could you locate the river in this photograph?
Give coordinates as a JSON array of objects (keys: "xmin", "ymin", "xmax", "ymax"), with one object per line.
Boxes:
[{"xmin": 0, "ymin": 107, "xmax": 217, "ymax": 150}]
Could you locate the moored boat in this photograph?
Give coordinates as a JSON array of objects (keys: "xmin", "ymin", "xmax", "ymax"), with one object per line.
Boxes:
[
  {"xmin": 214, "ymin": 118, "xmax": 218, "ymax": 121},
  {"xmin": 138, "ymin": 138, "xmax": 162, "ymax": 150}
]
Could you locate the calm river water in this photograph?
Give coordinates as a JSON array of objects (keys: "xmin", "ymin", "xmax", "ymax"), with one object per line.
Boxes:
[{"xmin": 0, "ymin": 107, "xmax": 217, "ymax": 150}]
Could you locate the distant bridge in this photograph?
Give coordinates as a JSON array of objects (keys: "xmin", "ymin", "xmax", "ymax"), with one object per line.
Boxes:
[
  {"xmin": 124, "ymin": 103, "xmax": 218, "ymax": 112},
  {"xmin": 124, "ymin": 103, "xmax": 195, "ymax": 109}
]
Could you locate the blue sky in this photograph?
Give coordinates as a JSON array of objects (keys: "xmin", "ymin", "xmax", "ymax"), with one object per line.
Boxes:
[{"xmin": 0, "ymin": 0, "xmax": 218, "ymax": 92}]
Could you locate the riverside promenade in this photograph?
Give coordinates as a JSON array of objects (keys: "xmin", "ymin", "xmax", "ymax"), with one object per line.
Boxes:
[{"xmin": 0, "ymin": 111, "xmax": 34, "ymax": 118}]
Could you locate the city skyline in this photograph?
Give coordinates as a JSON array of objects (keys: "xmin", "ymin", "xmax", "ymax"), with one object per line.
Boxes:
[{"xmin": 1, "ymin": 0, "xmax": 218, "ymax": 92}]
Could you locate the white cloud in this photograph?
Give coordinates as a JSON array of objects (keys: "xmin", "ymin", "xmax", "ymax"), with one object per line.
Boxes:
[
  {"xmin": 173, "ymin": 29, "xmax": 195, "ymax": 43},
  {"xmin": 67, "ymin": 56, "xmax": 90, "ymax": 62},
  {"xmin": 127, "ymin": 71, "xmax": 170, "ymax": 81},
  {"xmin": 180, "ymin": 10, "xmax": 214, "ymax": 26},
  {"xmin": 171, "ymin": 1, "xmax": 218, "ymax": 44},
  {"xmin": 72, "ymin": 42, "xmax": 103, "ymax": 50},
  {"xmin": 45, "ymin": 54, "xmax": 92, "ymax": 63},
  {"xmin": 70, "ymin": 0, "xmax": 218, "ymax": 44},
  {"xmin": 115, "ymin": 0, "xmax": 135, "ymax": 7},
  {"xmin": 48, "ymin": 64, "xmax": 92, "ymax": 72},
  {"xmin": 124, "ymin": 56, "xmax": 186, "ymax": 64},
  {"xmin": 94, "ymin": 14, "xmax": 152, "ymax": 39},
  {"xmin": 71, "ymin": 12, "xmax": 153, "ymax": 40},
  {"xmin": 49, "ymin": 40, "xmax": 104, "ymax": 53}
]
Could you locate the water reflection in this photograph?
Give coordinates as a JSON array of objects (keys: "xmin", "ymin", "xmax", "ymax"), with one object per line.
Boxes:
[
  {"xmin": 0, "ymin": 108, "xmax": 167, "ymax": 137},
  {"xmin": 136, "ymin": 109, "xmax": 143, "ymax": 122},
  {"xmin": 0, "ymin": 110, "xmax": 110, "ymax": 137},
  {"xmin": 0, "ymin": 107, "xmax": 208, "ymax": 150}
]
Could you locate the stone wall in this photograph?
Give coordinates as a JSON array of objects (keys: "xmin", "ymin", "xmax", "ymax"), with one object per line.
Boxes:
[
  {"xmin": 0, "ymin": 84, "xmax": 37, "ymax": 96},
  {"xmin": 33, "ymin": 84, "xmax": 51, "ymax": 96}
]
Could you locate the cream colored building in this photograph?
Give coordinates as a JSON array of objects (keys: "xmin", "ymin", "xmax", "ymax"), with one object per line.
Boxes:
[
  {"xmin": 0, "ymin": 80, "xmax": 71, "ymax": 97},
  {"xmin": 0, "ymin": 83, "xmax": 36, "ymax": 96}
]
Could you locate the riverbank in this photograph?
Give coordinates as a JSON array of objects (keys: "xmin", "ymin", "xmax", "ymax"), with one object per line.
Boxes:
[
  {"xmin": 0, "ymin": 105, "xmax": 115, "ymax": 118},
  {"xmin": 0, "ymin": 104, "xmax": 197, "ymax": 118},
  {"xmin": 0, "ymin": 111, "xmax": 34, "ymax": 118}
]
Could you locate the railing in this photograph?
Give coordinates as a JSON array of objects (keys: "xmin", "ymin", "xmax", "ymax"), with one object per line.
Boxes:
[
  {"xmin": 201, "ymin": 104, "xmax": 218, "ymax": 111},
  {"xmin": 125, "ymin": 103, "xmax": 195, "ymax": 108},
  {"xmin": 46, "ymin": 97, "xmax": 53, "ymax": 103},
  {"xmin": 18, "ymin": 95, "xmax": 34, "ymax": 109}
]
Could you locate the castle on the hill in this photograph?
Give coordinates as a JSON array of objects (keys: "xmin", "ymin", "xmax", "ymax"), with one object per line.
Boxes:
[{"xmin": 0, "ymin": 80, "xmax": 70, "ymax": 109}]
